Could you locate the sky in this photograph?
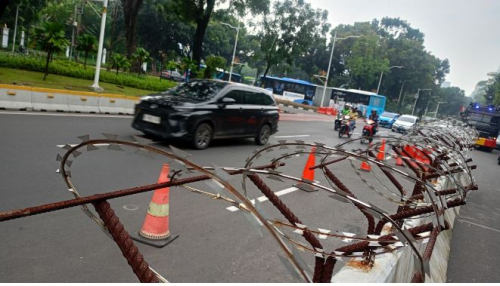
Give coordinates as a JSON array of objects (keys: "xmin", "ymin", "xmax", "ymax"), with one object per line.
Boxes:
[{"xmin": 307, "ymin": 0, "xmax": 500, "ymax": 96}]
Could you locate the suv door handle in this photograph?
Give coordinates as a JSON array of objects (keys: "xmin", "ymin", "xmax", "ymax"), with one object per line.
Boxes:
[{"xmin": 239, "ymin": 107, "xmax": 244, "ymax": 112}]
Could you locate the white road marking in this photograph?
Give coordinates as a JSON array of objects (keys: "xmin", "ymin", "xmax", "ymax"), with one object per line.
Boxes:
[
  {"xmin": 226, "ymin": 187, "xmax": 299, "ymax": 212},
  {"xmin": 457, "ymin": 219, "xmax": 500, "ymax": 234},
  {"xmin": 123, "ymin": 204, "xmax": 139, "ymax": 211},
  {"xmin": 0, "ymin": 111, "xmax": 132, "ymax": 119},
  {"xmin": 56, "ymin": 140, "xmax": 160, "ymax": 148},
  {"xmin": 274, "ymin": 135, "xmax": 310, "ymax": 138}
]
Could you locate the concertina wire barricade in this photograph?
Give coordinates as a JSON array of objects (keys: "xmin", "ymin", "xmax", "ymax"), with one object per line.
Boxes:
[{"xmin": 0, "ymin": 119, "xmax": 478, "ymax": 283}]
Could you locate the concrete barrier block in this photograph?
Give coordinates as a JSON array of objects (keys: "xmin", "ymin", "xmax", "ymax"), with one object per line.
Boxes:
[
  {"xmin": 98, "ymin": 95, "xmax": 136, "ymax": 115},
  {"xmin": 332, "ymin": 174, "xmax": 463, "ymax": 283},
  {"xmin": 67, "ymin": 93, "xmax": 100, "ymax": 113},
  {"xmin": 0, "ymin": 85, "xmax": 33, "ymax": 110},
  {"xmin": 31, "ymin": 89, "xmax": 69, "ymax": 112}
]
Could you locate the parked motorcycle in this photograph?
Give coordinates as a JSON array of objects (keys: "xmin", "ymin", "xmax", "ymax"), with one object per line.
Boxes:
[
  {"xmin": 361, "ymin": 119, "xmax": 377, "ymax": 144},
  {"xmin": 338, "ymin": 116, "xmax": 352, "ymax": 138}
]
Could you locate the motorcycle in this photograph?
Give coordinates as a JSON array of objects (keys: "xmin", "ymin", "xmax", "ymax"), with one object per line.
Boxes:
[
  {"xmin": 361, "ymin": 119, "xmax": 377, "ymax": 144},
  {"xmin": 338, "ymin": 115, "xmax": 352, "ymax": 138},
  {"xmin": 334, "ymin": 113, "xmax": 343, "ymax": 131}
]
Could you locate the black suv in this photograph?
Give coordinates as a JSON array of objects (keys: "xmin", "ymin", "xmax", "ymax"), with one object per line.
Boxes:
[{"xmin": 132, "ymin": 80, "xmax": 279, "ymax": 149}]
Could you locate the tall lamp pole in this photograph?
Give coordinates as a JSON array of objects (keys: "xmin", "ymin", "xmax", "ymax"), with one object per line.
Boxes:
[
  {"xmin": 91, "ymin": 0, "xmax": 109, "ymax": 91},
  {"xmin": 411, "ymin": 88, "xmax": 431, "ymax": 116},
  {"xmin": 11, "ymin": 5, "xmax": 19, "ymax": 52},
  {"xmin": 321, "ymin": 32, "xmax": 361, "ymax": 106},
  {"xmin": 376, "ymin": 65, "xmax": 403, "ymax": 95},
  {"xmin": 435, "ymin": 102, "xmax": 447, "ymax": 118},
  {"xmin": 221, "ymin": 22, "xmax": 240, "ymax": 82}
]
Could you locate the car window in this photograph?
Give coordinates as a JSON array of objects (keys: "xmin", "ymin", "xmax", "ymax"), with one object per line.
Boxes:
[
  {"xmin": 244, "ymin": 91, "xmax": 262, "ymax": 105},
  {"xmin": 261, "ymin": 93, "xmax": 275, "ymax": 106},
  {"xmin": 166, "ymin": 80, "xmax": 227, "ymax": 101},
  {"xmin": 398, "ymin": 116, "xmax": 416, "ymax": 123},
  {"xmin": 223, "ymin": 90, "xmax": 245, "ymax": 104}
]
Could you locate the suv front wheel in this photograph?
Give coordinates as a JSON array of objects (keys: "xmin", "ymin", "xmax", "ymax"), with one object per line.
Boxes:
[
  {"xmin": 193, "ymin": 123, "xmax": 213, "ymax": 150},
  {"xmin": 255, "ymin": 124, "xmax": 271, "ymax": 145}
]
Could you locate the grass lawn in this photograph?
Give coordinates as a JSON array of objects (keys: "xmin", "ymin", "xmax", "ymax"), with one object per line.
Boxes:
[{"xmin": 0, "ymin": 67, "xmax": 160, "ymax": 97}]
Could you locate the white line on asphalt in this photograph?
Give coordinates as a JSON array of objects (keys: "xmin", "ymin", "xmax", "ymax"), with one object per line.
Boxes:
[
  {"xmin": 0, "ymin": 111, "xmax": 132, "ymax": 119},
  {"xmin": 226, "ymin": 187, "xmax": 299, "ymax": 212},
  {"xmin": 274, "ymin": 135, "xmax": 310, "ymax": 138},
  {"xmin": 56, "ymin": 141, "xmax": 160, "ymax": 148},
  {"xmin": 457, "ymin": 219, "xmax": 500, "ymax": 234}
]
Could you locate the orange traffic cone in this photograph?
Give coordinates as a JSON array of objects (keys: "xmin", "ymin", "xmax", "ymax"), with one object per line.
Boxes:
[
  {"xmin": 297, "ymin": 147, "xmax": 317, "ymax": 192},
  {"xmin": 395, "ymin": 154, "xmax": 404, "ymax": 166},
  {"xmin": 376, "ymin": 139, "xmax": 386, "ymax": 161},
  {"xmin": 132, "ymin": 164, "xmax": 179, "ymax": 248},
  {"xmin": 360, "ymin": 161, "xmax": 371, "ymax": 172}
]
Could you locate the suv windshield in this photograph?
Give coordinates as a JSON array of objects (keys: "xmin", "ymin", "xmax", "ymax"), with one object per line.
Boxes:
[
  {"xmin": 167, "ymin": 80, "xmax": 228, "ymax": 100},
  {"xmin": 398, "ymin": 116, "xmax": 416, "ymax": 123}
]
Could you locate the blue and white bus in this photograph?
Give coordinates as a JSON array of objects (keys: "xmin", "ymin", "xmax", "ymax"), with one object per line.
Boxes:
[
  {"xmin": 330, "ymin": 88, "xmax": 386, "ymax": 117},
  {"xmin": 258, "ymin": 76, "xmax": 316, "ymax": 105}
]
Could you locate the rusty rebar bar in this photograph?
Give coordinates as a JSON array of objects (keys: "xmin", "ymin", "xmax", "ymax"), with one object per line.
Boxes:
[
  {"xmin": 246, "ymin": 174, "xmax": 326, "ymax": 283},
  {"xmin": 0, "ymin": 163, "xmax": 281, "ymax": 222},
  {"xmin": 374, "ymin": 198, "xmax": 464, "ymax": 234},
  {"xmin": 93, "ymin": 200, "xmax": 158, "ymax": 283},
  {"xmin": 323, "ymin": 167, "xmax": 375, "ymax": 234}
]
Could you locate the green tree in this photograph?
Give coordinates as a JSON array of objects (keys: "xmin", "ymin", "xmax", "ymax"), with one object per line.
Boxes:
[
  {"xmin": 32, "ymin": 21, "xmax": 70, "ymax": 80},
  {"xmin": 137, "ymin": 0, "xmax": 194, "ymax": 62},
  {"xmin": 173, "ymin": 0, "xmax": 270, "ymax": 67},
  {"xmin": 121, "ymin": 0, "xmax": 144, "ymax": 56},
  {"xmin": 204, "ymin": 55, "xmax": 226, "ymax": 78},
  {"xmin": 484, "ymin": 72, "xmax": 500, "ymax": 105},
  {"xmin": 346, "ymin": 36, "xmax": 389, "ymax": 90},
  {"xmin": 76, "ymin": 34, "xmax": 97, "ymax": 68},
  {"xmin": 432, "ymin": 87, "xmax": 468, "ymax": 118},
  {"xmin": 258, "ymin": 0, "xmax": 329, "ymax": 78},
  {"xmin": 110, "ymin": 53, "xmax": 131, "ymax": 74},
  {"xmin": 131, "ymin": 47, "xmax": 150, "ymax": 76}
]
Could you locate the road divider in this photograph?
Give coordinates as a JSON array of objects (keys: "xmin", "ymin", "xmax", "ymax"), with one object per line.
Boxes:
[
  {"xmin": 0, "ymin": 84, "xmax": 33, "ymax": 110},
  {"xmin": 0, "ymin": 84, "xmax": 138, "ymax": 115}
]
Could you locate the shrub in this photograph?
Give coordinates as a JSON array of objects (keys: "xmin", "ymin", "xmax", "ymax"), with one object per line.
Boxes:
[{"xmin": 0, "ymin": 52, "xmax": 176, "ymax": 91}]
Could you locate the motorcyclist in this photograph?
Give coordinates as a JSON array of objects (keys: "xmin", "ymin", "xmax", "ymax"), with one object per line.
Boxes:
[
  {"xmin": 368, "ymin": 109, "xmax": 379, "ymax": 134},
  {"xmin": 349, "ymin": 107, "xmax": 358, "ymax": 131},
  {"xmin": 341, "ymin": 104, "xmax": 351, "ymax": 116}
]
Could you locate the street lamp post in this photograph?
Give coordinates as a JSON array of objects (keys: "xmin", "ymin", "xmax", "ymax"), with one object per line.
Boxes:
[
  {"xmin": 321, "ymin": 32, "xmax": 361, "ymax": 107},
  {"xmin": 376, "ymin": 65, "xmax": 403, "ymax": 95},
  {"xmin": 11, "ymin": 5, "xmax": 19, "ymax": 52},
  {"xmin": 91, "ymin": 0, "xmax": 109, "ymax": 91},
  {"xmin": 435, "ymin": 101, "xmax": 447, "ymax": 118},
  {"xmin": 221, "ymin": 22, "xmax": 240, "ymax": 82},
  {"xmin": 411, "ymin": 88, "xmax": 431, "ymax": 116}
]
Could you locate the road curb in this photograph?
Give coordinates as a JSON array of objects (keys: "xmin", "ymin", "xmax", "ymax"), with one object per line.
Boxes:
[{"xmin": 0, "ymin": 84, "xmax": 138, "ymax": 115}]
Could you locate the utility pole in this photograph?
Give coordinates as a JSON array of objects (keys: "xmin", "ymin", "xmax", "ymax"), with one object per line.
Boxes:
[
  {"xmin": 11, "ymin": 5, "xmax": 19, "ymax": 52},
  {"xmin": 321, "ymin": 32, "xmax": 361, "ymax": 107},
  {"xmin": 91, "ymin": 0, "xmax": 109, "ymax": 91},
  {"xmin": 69, "ymin": 2, "xmax": 78, "ymax": 61}
]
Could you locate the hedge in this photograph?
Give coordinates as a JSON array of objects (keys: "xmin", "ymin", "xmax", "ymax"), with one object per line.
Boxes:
[{"xmin": 0, "ymin": 52, "xmax": 176, "ymax": 92}]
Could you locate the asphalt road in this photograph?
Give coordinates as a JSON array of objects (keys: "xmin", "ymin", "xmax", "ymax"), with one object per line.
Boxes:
[
  {"xmin": 446, "ymin": 148, "xmax": 500, "ymax": 283},
  {"xmin": 0, "ymin": 110, "xmax": 495, "ymax": 282}
]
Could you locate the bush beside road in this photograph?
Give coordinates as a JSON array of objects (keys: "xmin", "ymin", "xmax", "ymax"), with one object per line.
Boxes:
[{"xmin": 0, "ymin": 52, "xmax": 176, "ymax": 93}]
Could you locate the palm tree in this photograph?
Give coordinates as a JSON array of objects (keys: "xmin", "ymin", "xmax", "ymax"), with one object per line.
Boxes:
[
  {"xmin": 110, "ymin": 54, "xmax": 131, "ymax": 74},
  {"xmin": 76, "ymin": 34, "xmax": 97, "ymax": 69},
  {"xmin": 32, "ymin": 22, "xmax": 69, "ymax": 81},
  {"xmin": 131, "ymin": 47, "xmax": 150, "ymax": 77}
]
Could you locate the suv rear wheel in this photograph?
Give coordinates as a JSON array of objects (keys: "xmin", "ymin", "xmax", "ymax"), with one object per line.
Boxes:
[
  {"xmin": 255, "ymin": 124, "xmax": 271, "ymax": 145},
  {"xmin": 193, "ymin": 123, "xmax": 213, "ymax": 150}
]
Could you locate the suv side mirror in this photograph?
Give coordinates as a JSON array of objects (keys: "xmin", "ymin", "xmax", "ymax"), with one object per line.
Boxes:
[{"xmin": 219, "ymin": 97, "xmax": 236, "ymax": 108}]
